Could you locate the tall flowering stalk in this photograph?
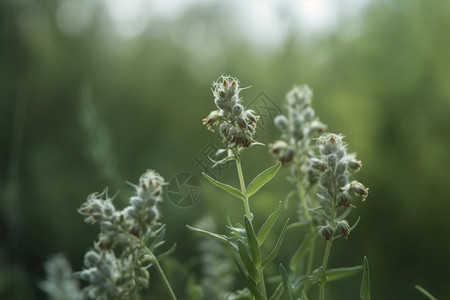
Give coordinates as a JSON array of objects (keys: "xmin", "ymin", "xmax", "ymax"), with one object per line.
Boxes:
[
  {"xmin": 270, "ymin": 85, "xmax": 369, "ymax": 300},
  {"xmin": 189, "ymin": 75, "xmax": 284, "ymax": 300},
  {"xmin": 42, "ymin": 170, "xmax": 177, "ymax": 300}
]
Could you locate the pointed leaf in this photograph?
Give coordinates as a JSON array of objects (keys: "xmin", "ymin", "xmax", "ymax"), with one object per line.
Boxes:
[
  {"xmin": 234, "ymin": 260, "xmax": 265, "ymax": 300},
  {"xmin": 202, "ymin": 172, "xmax": 245, "ymax": 201},
  {"xmin": 156, "ymin": 243, "xmax": 177, "ymax": 261},
  {"xmin": 326, "ymin": 265, "xmax": 363, "ymax": 282},
  {"xmin": 280, "ymin": 264, "xmax": 296, "ymax": 300},
  {"xmin": 284, "ymin": 190, "xmax": 298, "ymax": 209},
  {"xmin": 415, "ymin": 285, "xmax": 438, "ymax": 300},
  {"xmin": 263, "ymin": 218, "xmax": 289, "ymax": 267},
  {"xmin": 302, "ymin": 289, "xmax": 309, "ymax": 300},
  {"xmin": 257, "ymin": 201, "xmax": 283, "ymax": 245},
  {"xmin": 360, "ymin": 256, "xmax": 370, "ymax": 300},
  {"xmin": 290, "ymin": 233, "xmax": 315, "ymax": 272},
  {"xmin": 244, "ymin": 216, "xmax": 262, "ymax": 267},
  {"xmin": 186, "ymin": 225, "xmax": 228, "ymax": 243},
  {"xmin": 237, "ymin": 240, "xmax": 259, "ymax": 282},
  {"xmin": 269, "ymin": 283, "xmax": 283, "ymax": 300},
  {"xmin": 246, "ymin": 162, "xmax": 281, "ymax": 197}
]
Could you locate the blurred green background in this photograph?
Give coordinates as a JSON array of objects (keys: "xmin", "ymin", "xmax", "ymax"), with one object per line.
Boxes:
[{"xmin": 1, "ymin": 0, "xmax": 449, "ymax": 299}]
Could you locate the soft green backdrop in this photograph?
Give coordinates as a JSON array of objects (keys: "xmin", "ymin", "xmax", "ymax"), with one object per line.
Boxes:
[{"xmin": 1, "ymin": 0, "xmax": 449, "ymax": 299}]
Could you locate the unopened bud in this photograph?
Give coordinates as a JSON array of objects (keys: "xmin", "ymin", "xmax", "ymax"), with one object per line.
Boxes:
[
  {"xmin": 336, "ymin": 220, "xmax": 350, "ymax": 239},
  {"xmin": 349, "ymin": 180, "xmax": 368, "ymax": 201},
  {"xmin": 320, "ymin": 225, "xmax": 334, "ymax": 241},
  {"xmin": 274, "ymin": 115, "xmax": 289, "ymax": 131}
]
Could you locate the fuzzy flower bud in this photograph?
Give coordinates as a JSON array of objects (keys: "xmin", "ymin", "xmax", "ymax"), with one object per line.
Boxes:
[
  {"xmin": 349, "ymin": 180, "xmax": 369, "ymax": 201},
  {"xmin": 347, "ymin": 158, "xmax": 362, "ymax": 172},
  {"xmin": 274, "ymin": 115, "xmax": 289, "ymax": 131},
  {"xmin": 336, "ymin": 220, "xmax": 350, "ymax": 239},
  {"xmin": 320, "ymin": 225, "xmax": 334, "ymax": 241}
]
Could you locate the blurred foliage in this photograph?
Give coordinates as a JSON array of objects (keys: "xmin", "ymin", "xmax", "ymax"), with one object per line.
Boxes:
[{"xmin": 1, "ymin": 0, "xmax": 449, "ymax": 299}]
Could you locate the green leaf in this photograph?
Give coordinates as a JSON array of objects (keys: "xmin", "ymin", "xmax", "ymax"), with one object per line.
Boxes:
[
  {"xmin": 244, "ymin": 216, "xmax": 262, "ymax": 267},
  {"xmin": 301, "ymin": 289, "xmax": 309, "ymax": 300},
  {"xmin": 257, "ymin": 201, "xmax": 282, "ymax": 245},
  {"xmin": 360, "ymin": 256, "xmax": 371, "ymax": 300},
  {"xmin": 246, "ymin": 162, "xmax": 281, "ymax": 197},
  {"xmin": 202, "ymin": 172, "xmax": 245, "ymax": 201},
  {"xmin": 290, "ymin": 233, "xmax": 315, "ymax": 272},
  {"xmin": 280, "ymin": 264, "xmax": 296, "ymax": 300},
  {"xmin": 234, "ymin": 260, "xmax": 265, "ymax": 300},
  {"xmin": 269, "ymin": 283, "xmax": 283, "ymax": 300},
  {"xmin": 237, "ymin": 240, "xmax": 259, "ymax": 282},
  {"xmin": 326, "ymin": 265, "xmax": 363, "ymax": 282},
  {"xmin": 156, "ymin": 243, "xmax": 177, "ymax": 261},
  {"xmin": 284, "ymin": 190, "xmax": 297, "ymax": 209},
  {"xmin": 263, "ymin": 218, "xmax": 289, "ymax": 267},
  {"xmin": 415, "ymin": 285, "xmax": 438, "ymax": 300},
  {"xmin": 186, "ymin": 225, "xmax": 228, "ymax": 243}
]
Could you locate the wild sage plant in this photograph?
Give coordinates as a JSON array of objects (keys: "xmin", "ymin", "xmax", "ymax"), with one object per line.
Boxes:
[
  {"xmin": 42, "ymin": 170, "xmax": 178, "ymax": 300},
  {"xmin": 190, "ymin": 77, "xmax": 371, "ymax": 300},
  {"xmin": 188, "ymin": 75, "xmax": 285, "ymax": 300},
  {"xmin": 269, "ymin": 85, "xmax": 369, "ymax": 300}
]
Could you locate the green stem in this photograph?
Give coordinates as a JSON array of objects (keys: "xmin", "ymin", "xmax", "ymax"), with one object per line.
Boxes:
[
  {"xmin": 235, "ymin": 152, "xmax": 267, "ymax": 299},
  {"xmin": 153, "ymin": 258, "xmax": 178, "ymax": 300},
  {"xmin": 319, "ymin": 181, "xmax": 338, "ymax": 300},
  {"xmin": 296, "ymin": 170, "xmax": 316, "ymax": 293},
  {"xmin": 235, "ymin": 155, "xmax": 251, "ymax": 220},
  {"xmin": 303, "ymin": 235, "xmax": 316, "ymax": 293}
]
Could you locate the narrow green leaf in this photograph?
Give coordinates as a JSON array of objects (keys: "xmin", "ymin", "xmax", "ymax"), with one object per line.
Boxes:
[
  {"xmin": 269, "ymin": 283, "xmax": 283, "ymax": 300},
  {"xmin": 290, "ymin": 233, "xmax": 315, "ymax": 272},
  {"xmin": 202, "ymin": 172, "xmax": 245, "ymax": 201},
  {"xmin": 149, "ymin": 228, "xmax": 166, "ymax": 250},
  {"xmin": 257, "ymin": 201, "xmax": 282, "ymax": 245},
  {"xmin": 284, "ymin": 190, "xmax": 297, "ymax": 209},
  {"xmin": 237, "ymin": 240, "xmax": 259, "ymax": 282},
  {"xmin": 280, "ymin": 264, "xmax": 296, "ymax": 300},
  {"xmin": 246, "ymin": 162, "xmax": 282, "ymax": 197},
  {"xmin": 302, "ymin": 289, "xmax": 309, "ymax": 300},
  {"xmin": 415, "ymin": 285, "xmax": 438, "ymax": 300},
  {"xmin": 349, "ymin": 216, "xmax": 361, "ymax": 233},
  {"xmin": 156, "ymin": 243, "xmax": 177, "ymax": 261},
  {"xmin": 326, "ymin": 265, "xmax": 363, "ymax": 282},
  {"xmin": 234, "ymin": 260, "xmax": 265, "ymax": 300},
  {"xmin": 263, "ymin": 218, "xmax": 289, "ymax": 267},
  {"xmin": 244, "ymin": 216, "xmax": 262, "ymax": 267},
  {"xmin": 186, "ymin": 225, "xmax": 228, "ymax": 243},
  {"xmin": 360, "ymin": 256, "xmax": 371, "ymax": 300}
]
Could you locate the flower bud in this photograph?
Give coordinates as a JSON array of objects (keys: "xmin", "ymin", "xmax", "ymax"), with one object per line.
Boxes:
[
  {"xmin": 303, "ymin": 107, "xmax": 315, "ymax": 121},
  {"xmin": 320, "ymin": 225, "xmax": 334, "ymax": 240},
  {"xmin": 274, "ymin": 115, "xmax": 289, "ymax": 131},
  {"xmin": 236, "ymin": 116, "xmax": 247, "ymax": 129},
  {"xmin": 337, "ymin": 174, "xmax": 348, "ymax": 188},
  {"xmin": 349, "ymin": 180, "xmax": 369, "ymax": 201},
  {"xmin": 337, "ymin": 192, "xmax": 351, "ymax": 207},
  {"xmin": 336, "ymin": 220, "xmax": 350, "ymax": 239},
  {"xmin": 327, "ymin": 154, "xmax": 338, "ymax": 170},
  {"xmin": 336, "ymin": 161, "xmax": 347, "ymax": 174},
  {"xmin": 310, "ymin": 158, "xmax": 327, "ymax": 172},
  {"xmin": 348, "ymin": 158, "xmax": 362, "ymax": 172},
  {"xmin": 232, "ymin": 104, "xmax": 244, "ymax": 116}
]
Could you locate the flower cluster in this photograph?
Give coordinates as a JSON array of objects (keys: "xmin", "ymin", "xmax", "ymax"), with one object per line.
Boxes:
[
  {"xmin": 41, "ymin": 255, "xmax": 83, "ymax": 300},
  {"xmin": 269, "ymin": 85, "xmax": 327, "ymax": 167},
  {"xmin": 203, "ymin": 75, "xmax": 259, "ymax": 147},
  {"xmin": 311, "ymin": 134, "xmax": 369, "ymax": 239},
  {"xmin": 75, "ymin": 170, "xmax": 168, "ymax": 299}
]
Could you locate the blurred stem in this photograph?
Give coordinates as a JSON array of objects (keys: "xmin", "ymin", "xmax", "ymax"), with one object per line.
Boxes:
[
  {"xmin": 296, "ymin": 165, "xmax": 316, "ymax": 292},
  {"xmin": 319, "ymin": 181, "xmax": 338, "ymax": 300}
]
